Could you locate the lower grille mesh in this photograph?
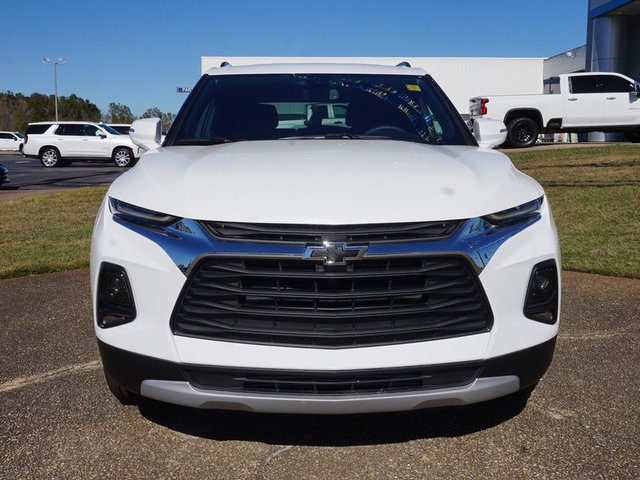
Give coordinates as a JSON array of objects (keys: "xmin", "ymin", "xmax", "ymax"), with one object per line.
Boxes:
[
  {"xmin": 171, "ymin": 255, "xmax": 492, "ymax": 348},
  {"xmin": 184, "ymin": 364, "xmax": 482, "ymax": 395}
]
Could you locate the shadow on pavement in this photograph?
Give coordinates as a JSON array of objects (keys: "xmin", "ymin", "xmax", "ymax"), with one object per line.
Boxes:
[{"xmin": 138, "ymin": 388, "xmax": 532, "ymax": 446}]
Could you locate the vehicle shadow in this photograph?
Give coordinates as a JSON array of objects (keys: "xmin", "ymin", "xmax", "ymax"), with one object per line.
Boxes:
[{"xmin": 137, "ymin": 389, "xmax": 532, "ymax": 446}]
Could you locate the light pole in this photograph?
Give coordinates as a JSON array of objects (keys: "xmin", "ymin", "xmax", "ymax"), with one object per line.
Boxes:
[{"xmin": 42, "ymin": 57, "xmax": 67, "ymax": 121}]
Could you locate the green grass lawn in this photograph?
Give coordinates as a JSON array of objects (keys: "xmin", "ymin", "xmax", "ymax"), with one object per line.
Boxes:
[
  {"xmin": 0, "ymin": 144, "xmax": 638, "ymax": 279},
  {"xmin": 507, "ymin": 145, "xmax": 640, "ymax": 279},
  {"xmin": 0, "ymin": 186, "xmax": 108, "ymax": 279}
]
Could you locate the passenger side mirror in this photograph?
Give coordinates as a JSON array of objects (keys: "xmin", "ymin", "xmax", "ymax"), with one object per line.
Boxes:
[
  {"xmin": 635, "ymin": 81, "xmax": 640, "ymax": 94},
  {"xmin": 129, "ymin": 118, "xmax": 162, "ymax": 151},
  {"xmin": 471, "ymin": 118, "xmax": 508, "ymax": 149}
]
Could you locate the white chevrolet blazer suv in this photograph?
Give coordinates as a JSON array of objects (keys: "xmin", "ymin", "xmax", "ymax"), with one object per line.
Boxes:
[
  {"xmin": 23, "ymin": 121, "xmax": 141, "ymax": 167},
  {"xmin": 91, "ymin": 63, "xmax": 561, "ymax": 414}
]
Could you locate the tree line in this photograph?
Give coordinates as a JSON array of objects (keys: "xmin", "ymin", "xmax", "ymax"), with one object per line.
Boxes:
[{"xmin": 0, "ymin": 91, "xmax": 175, "ymax": 133}]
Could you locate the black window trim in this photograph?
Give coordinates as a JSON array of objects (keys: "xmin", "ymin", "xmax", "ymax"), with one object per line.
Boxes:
[{"xmin": 569, "ymin": 74, "xmax": 634, "ymax": 94}]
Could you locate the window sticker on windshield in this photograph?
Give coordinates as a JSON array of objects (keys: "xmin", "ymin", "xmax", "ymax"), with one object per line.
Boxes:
[{"xmin": 406, "ymin": 84, "xmax": 421, "ymax": 92}]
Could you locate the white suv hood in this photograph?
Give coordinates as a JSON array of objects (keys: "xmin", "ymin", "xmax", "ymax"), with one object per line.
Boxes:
[{"xmin": 110, "ymin": 140, "xmax": 543, "ymax": 224}]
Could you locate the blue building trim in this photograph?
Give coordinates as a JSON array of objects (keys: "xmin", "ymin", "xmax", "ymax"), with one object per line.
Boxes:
[{"xmin": 590, "ymin": 0, "xmax": 634, "ymax": 19}]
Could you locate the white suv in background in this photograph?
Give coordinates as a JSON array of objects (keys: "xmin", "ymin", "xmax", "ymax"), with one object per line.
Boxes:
[
  {"xmin": 0, "ymin": 131, "xmax": 24, "ymax": 152},
  {"xmin": 23, "ymin": 121, "xmax": 142, "ymax": 167}
]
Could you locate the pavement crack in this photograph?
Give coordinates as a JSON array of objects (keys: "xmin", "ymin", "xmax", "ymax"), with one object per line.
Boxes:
[
  {"xmin": 0, "ymin": 360, "xmax": 101, "ymax": 393},
  {"xmin": 255, "ymin": 445, "xmax": 294, "ymax": 480}
]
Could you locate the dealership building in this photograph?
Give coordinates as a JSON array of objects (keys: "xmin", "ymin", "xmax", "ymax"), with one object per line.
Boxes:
[{"xmin": 201, "ymin": 0, "xmax": 640, "ymax": 137}]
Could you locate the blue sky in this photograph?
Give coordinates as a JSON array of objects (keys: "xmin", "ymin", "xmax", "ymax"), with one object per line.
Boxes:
[{"xmin": 1, "ymin": 0, "xmax": 588, "ymax": 118}]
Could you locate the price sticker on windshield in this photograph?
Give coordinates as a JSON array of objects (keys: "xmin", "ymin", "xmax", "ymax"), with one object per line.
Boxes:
[{"xmin": 406, "ymin": 84, "xmax": 421, "ymax": 92}]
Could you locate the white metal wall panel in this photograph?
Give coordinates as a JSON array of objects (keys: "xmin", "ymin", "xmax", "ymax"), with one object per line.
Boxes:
[
  {"xmin": 201, "ymin": 56, "xmax": 545, "ymax": 114},
  {"xmin": 543, "ymin": 46, "xmax": 587, "ymax": 77}
]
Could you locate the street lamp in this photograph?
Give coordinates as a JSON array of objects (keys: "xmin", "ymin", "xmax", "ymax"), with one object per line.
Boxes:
[{"xmin": 42, "ymin": 57, "xmax": 68, "ymax": 121}]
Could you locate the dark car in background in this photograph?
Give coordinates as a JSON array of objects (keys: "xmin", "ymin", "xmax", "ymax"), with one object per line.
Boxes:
[{"xmin": 0, "ymin": 163, "xmax": 9, "ymax": 187}]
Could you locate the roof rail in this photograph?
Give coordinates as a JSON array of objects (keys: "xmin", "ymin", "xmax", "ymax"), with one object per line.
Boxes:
[
  {"xmin": 396, "ymin": 61, "xmax": 411, "ymax": 67},
  {"xmin": 220, "ymin": 61, "xmax": 231, "ymax": 67}
]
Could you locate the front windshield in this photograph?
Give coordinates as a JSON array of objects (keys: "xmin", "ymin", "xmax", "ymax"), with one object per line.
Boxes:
[
  {"xmin": 99, "ymin": 124, "xmax": 122, "ymax": 135},
  {"xmin": 15, "ymin": 132, "xmax": 24, "ymax": 138},
  {"xmin": 170, "ymin": 74, "xmax": 472, "ymax": 146}
]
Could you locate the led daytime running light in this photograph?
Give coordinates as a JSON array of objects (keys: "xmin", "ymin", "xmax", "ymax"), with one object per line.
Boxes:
[
  {"xmin": 109, "ymin": 197, "xmax": 181, "ymax": 227},
  {"xmin": 483, "ymin": 197, "xmax": 543, "ymax": 224}
]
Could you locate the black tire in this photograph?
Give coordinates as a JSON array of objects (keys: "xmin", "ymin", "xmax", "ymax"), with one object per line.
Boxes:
[
  {"xmin": 39, "ymin": 147, "xmax": 62, "ymax": 168},
  {"xmin": 104, "ymin": 368, "xmax": 139, "ymax": 405},
  {"xmin": 624, "ymin": 131, "xmax": 640, "ymax": 143},
  {"xmin": 113, "ymin": 147, "xmax": 135, "ymax": 168},
  {"xmin": 506, "ymin": 117, "xmax": 539, "ymax": 148}
]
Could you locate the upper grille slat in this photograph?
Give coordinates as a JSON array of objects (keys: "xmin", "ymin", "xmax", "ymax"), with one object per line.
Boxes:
[
  {"xmin": 198, "ymin": 220, "xmax": 465, "ymax": 245},
  {"xmin": 187, "ymin": 279, "xmax": 473, "ymax": 300},
  {"xmin": 196, "ymin": 262, "xmax": 465, "ymax": 280},
  {"xmin": 172, "ymin": 254, "xmax": 492, "ymax": 348}
]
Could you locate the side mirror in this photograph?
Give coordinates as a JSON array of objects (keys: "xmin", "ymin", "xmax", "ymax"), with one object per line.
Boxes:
[
  {"xmin": 635, "ymin": 81, "xmax": 640, "ymax": 94},
  {"xmin": 472, "ymin": 118, "xmax": 508, "ymax": 149},
  {"xmin": 129, "ymin": 118, "xmax": 162, "ymax": 151},
  {"xmin": 98, "ymin": 133, "xmax": 107, "ymax": 139}
]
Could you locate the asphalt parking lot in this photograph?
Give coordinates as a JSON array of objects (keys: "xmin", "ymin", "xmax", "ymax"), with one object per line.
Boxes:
[
  {"xmin": 1, "ymin": 269, "xmax": 638, "ymax": 479},
  {"xmin": 1, "ymin": 144, "xmax": 638, "ymax": 478},
  {"xmin": 0, "ymin": 152, "xmax": 125, "ymax": 202}
]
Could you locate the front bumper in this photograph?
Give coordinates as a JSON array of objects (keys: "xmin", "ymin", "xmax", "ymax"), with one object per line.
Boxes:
[{"xmin": 99, "ymin": 337, "xmax": 555, "ymax": 414}]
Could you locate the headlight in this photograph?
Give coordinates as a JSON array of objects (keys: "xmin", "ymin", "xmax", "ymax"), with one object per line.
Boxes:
[
  {"xmin": 109, "ymin": 197, "xmax": 181, "ymax": 227},
  {"xmin": 482, "ymin": 196, "xmax": 543, "ymax": 226}
]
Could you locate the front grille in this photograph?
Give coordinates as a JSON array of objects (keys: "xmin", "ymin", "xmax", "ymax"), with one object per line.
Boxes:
[
  {"xmin": 184, "ymin": 364, "xmax": 482, "ymax": 395},
  {"xmin": 198, "ymin": 220, "xmax": 464, "ymax": 244},
  {"xmin": 171, "ymin": 255, "xmax": 492, "ymax": 348}
]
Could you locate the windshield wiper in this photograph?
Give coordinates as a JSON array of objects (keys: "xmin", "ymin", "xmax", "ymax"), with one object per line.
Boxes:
[
  {"xmin": 323, "ymin": 133, "xmax": 361, "ymax": 139},
  {"xmin": 277, "ymin": 133, "xmax": 362, "ymax": 140},
  {"xmin": 277, "ymin": 133, "xmax": 438, "ymax": 144},
  {"xmin": 357, "ymin": 135, "xmax": 438, "ymax": 145},
  {"xmin": 176, "ymin": 137, "xmax": 239, "ymax": 145}
]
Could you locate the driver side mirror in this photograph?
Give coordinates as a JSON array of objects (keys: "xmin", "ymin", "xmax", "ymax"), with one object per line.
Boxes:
[
  {"xmin": 471, "ymin": 118, "xmax": 507, "ymax": 149},
  {"xmin": 634, "ymin": 81, "xmax": 640, "ymax": 94},
  {"xmin": 129, "ymin": 118, "xmax": 162, "ymax": 151}
]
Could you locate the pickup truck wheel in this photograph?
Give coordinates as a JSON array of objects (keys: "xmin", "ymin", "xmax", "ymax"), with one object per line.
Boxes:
[
  {"xmin": 625, "ymin": 131, "xmax": 640, "ymax": 143},
  {"xmin": 507, "ymin": 117, "xmax": 539, "ymax": 148},
  {"xmin": 113, "ymin": 147, "xmax": 134, "ymax": 167},
  {"xmin": 39, "ymin": 147, "xmax": 61, "ymax": 168}
]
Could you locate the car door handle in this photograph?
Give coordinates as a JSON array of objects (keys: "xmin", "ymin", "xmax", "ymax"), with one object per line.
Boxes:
[
  {"xmin": 567, "ymin": 98, "xmax": 578, "ymax": 101},
  {"xmin": 606, "ymin": 97, "xmax": 616, "ymax": 100},
  {"xmin": 82, "ymin": 139, "xmax": 90, "ymax": 141}
]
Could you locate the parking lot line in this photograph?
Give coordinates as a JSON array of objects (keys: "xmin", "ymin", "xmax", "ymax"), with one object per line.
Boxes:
[{"xmin": 0, "ymin": 360, "xmax": 100, "ymax": 393}]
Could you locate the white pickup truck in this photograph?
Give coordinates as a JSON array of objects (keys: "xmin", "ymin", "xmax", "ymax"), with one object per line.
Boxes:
[{"xmin": 470, "ymin": 72, "xmax": 640, "ymax": 147}]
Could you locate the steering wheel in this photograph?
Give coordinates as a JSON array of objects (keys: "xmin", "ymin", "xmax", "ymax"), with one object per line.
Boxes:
[{"xmin": 363, "ymin": 125, "xmax": 408, "ymax": 136}]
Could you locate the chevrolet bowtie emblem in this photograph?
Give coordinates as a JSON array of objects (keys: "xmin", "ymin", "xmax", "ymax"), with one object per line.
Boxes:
[{"xmin": 302, "ymin": 242, "xmax": 368, "ymax": 265}]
